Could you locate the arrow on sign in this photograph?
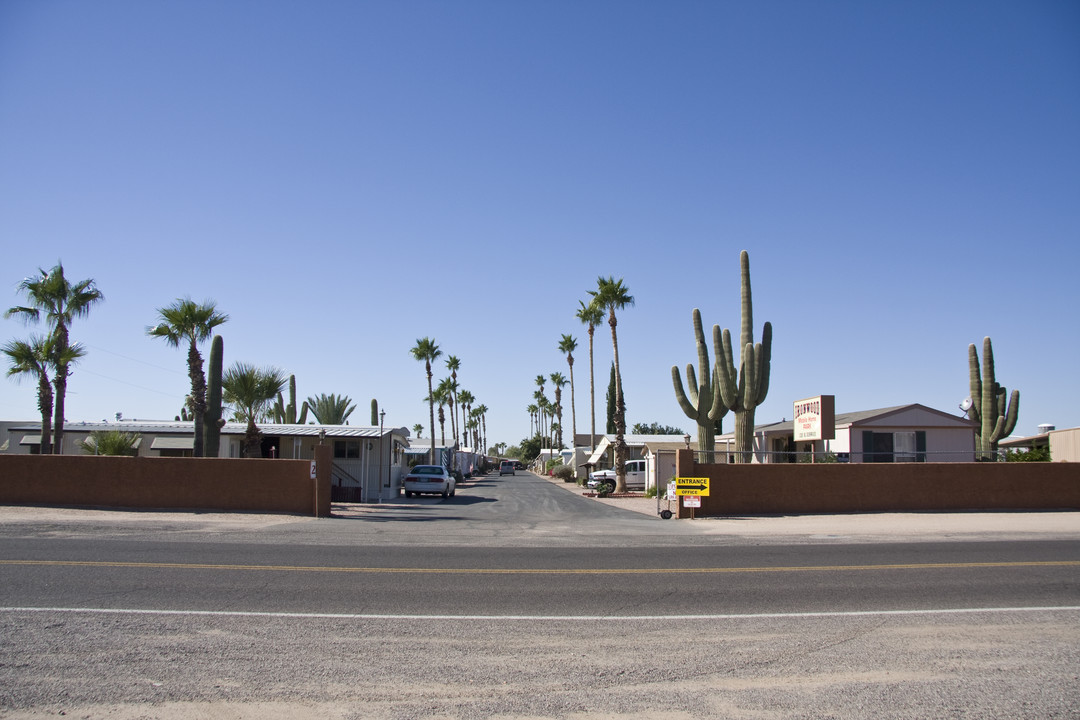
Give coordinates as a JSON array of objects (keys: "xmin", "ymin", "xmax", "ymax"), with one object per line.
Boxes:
[{"xmin": 678, "ymin": 482, "xmax": 708, "ymax": 492}]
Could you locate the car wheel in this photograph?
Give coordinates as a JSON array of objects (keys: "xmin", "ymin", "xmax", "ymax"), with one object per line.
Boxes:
[
  {"xmin": 450, "ymin": 488, "xmax": 456, "ymax": 496},
  {"xmin": 604, "ymin": 481, "xmax": 616, "ymax": 494},
  {"xmin": 442, "ymin": 488, "xmax": 449, "ymax": 498},
  {"xmin": 404, "ymin": 491, "xmax": 412, "ymax": 498}
]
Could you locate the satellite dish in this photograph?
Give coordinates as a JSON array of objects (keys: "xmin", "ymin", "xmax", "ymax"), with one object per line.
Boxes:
[{"xmin": 959, "ymin": 397, "xmax": 973, "ymax": 415}]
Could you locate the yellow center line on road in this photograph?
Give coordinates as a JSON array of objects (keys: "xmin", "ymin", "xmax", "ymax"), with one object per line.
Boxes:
[{"xmin": 1, "ymin": 559, "xmax": 1078, "ymax": 575}]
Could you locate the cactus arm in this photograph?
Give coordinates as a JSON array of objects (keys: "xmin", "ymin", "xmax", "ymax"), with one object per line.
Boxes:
[
  {"xmin": 715, "ymin": 326, "xmax": 738, "ymax": 409},
  {"xmin": 707, "ymin": 365, "xmax": 726, "ymax": 422},
  {"xmin": 672, "ymin": 365, "xmax": 697, "ymax": 417},
  {"xmin": 754, "ymin": 322, "xmax": 772, "ymax": 405},
  {"xmin": 967, "ymin": 343, "xmax": 982, "ymax": 427},
  {"xmin": 1002, "ymin": 389, "xmax": 1019, "ymax": 438},
  {"xmin": 297, "ymin": 401, "xmax": 309, "ymax": 426},
  {"xmin": 685, "ymin": 364, "xmax": 700, "ymax": 406}
]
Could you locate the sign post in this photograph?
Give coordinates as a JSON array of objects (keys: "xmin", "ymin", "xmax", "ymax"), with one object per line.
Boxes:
[{"xmin": 674, "ymin": 477, "xmax": 710, "ymax": 520}]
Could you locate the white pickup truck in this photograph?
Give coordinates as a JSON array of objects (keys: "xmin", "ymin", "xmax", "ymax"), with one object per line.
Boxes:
[{"xmin": 587, "ymin": 459, "xmax": 647, "ymax": 492}]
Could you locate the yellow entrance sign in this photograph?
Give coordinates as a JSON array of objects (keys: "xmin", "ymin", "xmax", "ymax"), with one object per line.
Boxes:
[{"xmin": 674, "ymin": 477, "xmax": 710, "ymax": 496}]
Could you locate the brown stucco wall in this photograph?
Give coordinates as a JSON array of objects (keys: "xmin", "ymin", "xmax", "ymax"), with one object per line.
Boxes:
[
  {"xmin": 0, "ymin": 453, "xmax": 332, "ymax": 516},
  {"xmin": 674, "ymin": 450, "xmax": 1080, "ymax": 517}
]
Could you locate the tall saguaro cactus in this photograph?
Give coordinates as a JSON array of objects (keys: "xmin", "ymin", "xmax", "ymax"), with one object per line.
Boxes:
[
  {"xmin": 968, "ymin": 336, "xmax": 1019, "ymax": 460},
  {"xmin": 202, "ymin": 334, "xmax": 223, "ymax": 457},
  {"xmin": 715, "ymin": 250, "xmax": 773, "ymax": 462},
  {"xmin": 371, "ymin": 398, "xmax": 379, "ymax": 426},
  {"xmin": 272, "ymin": 374, "xmax": 309, "ymax": 425},
  {"xmin": 672, "ymin": 308, "xmax": 727, "ymax": 453}
]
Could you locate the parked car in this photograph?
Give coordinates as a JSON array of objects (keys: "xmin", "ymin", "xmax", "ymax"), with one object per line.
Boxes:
[
  {"xmin": 403, "ymin": 465, "xmax": 456, "ymax": 498},
  {"xmin": 499, "ymin": 460, "xmax": 515, "ymax": 476},
  {"xmin": 513, "ymin": 460, "xmax": 525, "ymax": 470},
  {"xmin": 587, "ymin": 459, "xmax": 647, "ymax": 492}
]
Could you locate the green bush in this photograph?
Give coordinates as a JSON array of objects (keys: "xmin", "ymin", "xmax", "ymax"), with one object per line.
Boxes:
[
  {"xmin": 644, "ymin": 485, "xmax": 657, "ymax": 498},
  {"xmin": 80, "ymin": 430, "xmax": 141, "ymax": 457}
]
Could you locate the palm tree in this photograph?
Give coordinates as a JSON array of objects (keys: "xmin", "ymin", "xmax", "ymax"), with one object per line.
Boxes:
[
  {"xmin": 431, "ymin": 384, "xmax": 449, "ymax": 445},
  {"xmin": 457, "ymin": 389, "xmax": 475, "ymax": 448},
  {"xmin": 306, "ymin": 393, "xmax": 356, "ymax": 425},
  {"xmin": 446, "ymin": 355, "xmax": 461, "ymax": 442},
  {"xmin": 412, "ymin": 423, "xmax": 424, "ymax": 438},
  {"xmin": 80, "ymin": 429, "xmax": 140, "ymax": 456},
  {"xmin": 527, "ymin": 403, "xmax": 539, "ymax": 436},
  {"xmin": 558, "ymin": 334, "xmax": 578, "ymax": 448},
  {"xmin": 475, "ymin": 403, "xmax": 489, "ymax": 454},
  {"xmin": 410, "ymin": 337, "xmax": 441, "ymax": 462},
  {"xmin": 550, "ymin": 372, "xmax": 567, "ymax": 449},
  {"xmin": 148, "ymin": 298, "xmax": 228, "ymax": 457},
  {"xmin": 588, "ymin": 276, "xmax": 634, "ymax": 492},
  {"xmin": 222, "ymin": 362, "xmax": 287, "ymax": 457},
  {"xmin": 576, "ymin": 300, "xmax": 604, "ymax": 452},
  {"xmin": 6, "ymin": 263, "xmax": 103, "ymax": 453},
  {"xmin": 2, "ymin": 335, "xmax": 80, "ymax": 455}
]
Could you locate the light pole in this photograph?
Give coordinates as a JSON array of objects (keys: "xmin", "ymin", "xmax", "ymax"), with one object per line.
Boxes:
[{"xmin": 379, "ymin": 409, "xmax": 387, "ymax": 500}]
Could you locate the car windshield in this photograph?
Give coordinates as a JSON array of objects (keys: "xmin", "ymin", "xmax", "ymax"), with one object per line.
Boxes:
[{"xmin": 412, "ymin": 466, "xmax": 444, "ymax": 475}]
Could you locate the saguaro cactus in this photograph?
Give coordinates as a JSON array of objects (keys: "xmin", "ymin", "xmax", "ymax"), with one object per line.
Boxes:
[
  {"xmin": 672, "ymin": 308, "xmax": 727, "ymax": 454},
  {"xmin": 968, "ymin": 336, "xmax": 1019, "ymax": 460},
  {"xmin": 202, "ymin": 334, "xmax": 223, "ymax": 457},
  {"xmin": 272, "ymin": 374, "xmax": 309, "ymax": 425},
  {"xmin": 371, "ymin": 398, "xmax": 379, "ymax": 426},
  {"xmin": 715, "ymin": 250, "xmax": 773, "ymax": 462}
]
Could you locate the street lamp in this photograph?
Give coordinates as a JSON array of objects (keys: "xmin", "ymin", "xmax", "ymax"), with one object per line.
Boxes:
[
  {"xmin": 379, "ymin": 410, "xmax": 388, "ymax": 495},
  {"xmin": 683, "ymin": 433, "xmax": 691, "ymax": 449}
]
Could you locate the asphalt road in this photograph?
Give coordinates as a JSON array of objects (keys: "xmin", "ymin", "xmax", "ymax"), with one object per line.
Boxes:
[{"xmin": 1, "ymin": 470, "xmax": 1078, "ymax": 719}]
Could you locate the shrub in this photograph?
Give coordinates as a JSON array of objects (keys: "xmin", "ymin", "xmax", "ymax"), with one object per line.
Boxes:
[
  {"xmin": 80, "ymin": 430, "xmax": 141, "ymax": 457},
  {"xmin": 644, "ymin": 485, "xmax": 657, "ymax": 498},
  {"xmin": 553, "ymin": 465, "xmax": 576, "ymax": 482}
]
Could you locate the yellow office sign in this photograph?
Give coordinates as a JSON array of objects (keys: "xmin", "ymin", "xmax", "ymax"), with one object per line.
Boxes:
[{"xmin": 674, "ymin": 477, "xmax": 710, "ymax": 496}]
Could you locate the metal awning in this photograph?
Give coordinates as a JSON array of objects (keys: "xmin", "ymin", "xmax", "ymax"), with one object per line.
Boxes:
[
  {"xmin": 19, "ymin": 435, "xmax": 42, "ymax": 445},
  {"xmin": 150, "ymin": 437, "xmax": 194, "ymax": 450}
]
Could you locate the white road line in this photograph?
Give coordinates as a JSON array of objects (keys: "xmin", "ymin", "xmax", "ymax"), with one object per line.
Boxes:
[{"xmin": 2, "ymin": 606, "xmax": 1078, "ymax": 621}]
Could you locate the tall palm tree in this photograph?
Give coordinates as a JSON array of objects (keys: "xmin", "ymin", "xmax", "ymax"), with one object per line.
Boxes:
[
  {"xmin": 410, "ymin": 337, "xmax": 441, "ymax": 462},
  {"xmin": 412, "ymin": 423, "xmax": 424, "ymax": 438},
  {"xmin": 576, "ymin": 300, "xmax": 604, "ymax": 452},
  {"xmin": 306, "ymin": 393, "xmax": 356, "ymax": 425},
  {"xmin": 457, "ymin": 389, "xmax": 475, "ymax": 448},
  {"xmin": 550, "ymin": 372, "xmax": 567, "ymax": 449},
  {"xmin": 2, "ymin": 335, "xmax": 83, "ymax": 455},
  {"xmin": 446, "ymin": 355, "xmax": 461, "ymax": 442},
  {"xmin": 431, "ymin": 384, "xmax": 449, "ymax": 445},
  {"xmin": 6, "ymin": 263, "xmax": 103, "ymax": 453},
  {"xmin": 222, "ymin": 363, "xmax": 287, "ymax": 458},
  {"xmin": 148, "ymin": 298, "xmax": 228, "ymax": 457},
  {"xmin": 588, "ymin": 276, "xmax": 634, "ymax": 492},
  {"xmin": 558, "ymin": 334, "xmax": 578, "ymax": 448},
  {"xmin": 526, "ymin": 403, "xmax": 538, "ymax": 437},
  {"xmin": 475, "ymin": 403, "xmax": 488, "ymax": 454}
]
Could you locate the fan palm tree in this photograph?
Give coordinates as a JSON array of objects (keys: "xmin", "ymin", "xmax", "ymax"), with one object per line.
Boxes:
[
  {"xmin": 550, "ymin": 372, "xmax": 567, "ymax": 449},
  {"xmin": 475, "ymin": 403, "xmax": 489, "ymax": 454},
  {"xmin": 446, "ymin": 355, "xmax": 461, "ymax": 442},
  {"xmin": 148, "ymin": 298, "xmax": 228, "ymax": 457},
  {"xmin": 576, "ymin": 300, "xmax": 604, "ymax": 452},
  {"xmin": 457, "ymin": 389, "xmax": 475, "ymax": 448},
  {"xmin": 558, "ymin": 334, "xmax": 578, "ymax": 448},
  {"xmin": 527, "ymin": 403, "xmax": 538, "ymax": 436},
  {"xmin": 412, "ymin": 423, "xmax": 424, "ymax": 438},
  {"xmin": 306, "ymin": 393, "xmax": 356, "ymax": 425},
  {"xmin": 587, "ymin": 276, "xmax": 634, "ymax": 492},
  {"xmin": 2, "ymin": 335, "xmax": 82, "ymax": 455},
  {"xmin": 222, "ymin": 363, "xmax": 287, "ymax": 457},
  {"xmin": 431, "ymin": 384, "xmax": 449, "ymax": 445},
  {"xmin": 6, "ymin": 263, "xmax": 103, "ymax": 453},
  {"xmin": 80, "ymin": 429, "xmax": 140, "ymax": 456},
  {"xmin": 410, "ymin": 337, "xmax": 441, "ymax": 461}
]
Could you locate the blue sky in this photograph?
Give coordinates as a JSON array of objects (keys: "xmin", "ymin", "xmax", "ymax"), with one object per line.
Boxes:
[{"xmin": 2, "ymin": 0, "xmax": 1078, "ymax": 447}]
